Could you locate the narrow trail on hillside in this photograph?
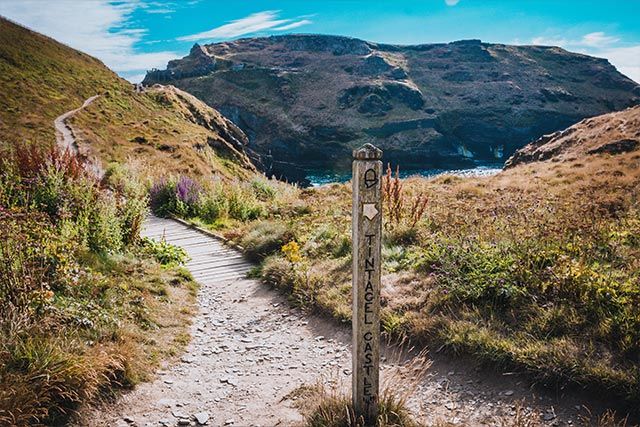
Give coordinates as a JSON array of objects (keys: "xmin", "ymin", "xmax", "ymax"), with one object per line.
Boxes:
[
  {"xmin": 81, "ymin": 217, "xmax": 616, "ymax": 427},
  {"xmin": 54, "ymin": 95, "xmax": 100, "ymax": 154}
]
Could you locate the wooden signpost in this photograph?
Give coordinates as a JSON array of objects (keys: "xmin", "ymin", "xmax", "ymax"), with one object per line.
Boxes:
[{"xmin": 352, "ymin": 143, "xmax": 382, "ymax": 425}]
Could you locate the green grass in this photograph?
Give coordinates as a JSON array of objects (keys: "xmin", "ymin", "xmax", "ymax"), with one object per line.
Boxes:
[
  {"xmin": 0, "ymin": 146, "xmax": 198, "ymax": 425},
  {"xmin": 190, "ymin": 155, "xmax": 640, "ymax": 411},
  {"xmin": 0, "ymin": 17, "xmax": 126, "ymax": 148}
]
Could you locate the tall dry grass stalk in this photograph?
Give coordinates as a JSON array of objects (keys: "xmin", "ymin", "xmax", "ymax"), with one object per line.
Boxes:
[
  {"xmin": 383, "ymin": 164, "xmax": 428, "ymax": 230},
  {"xmin": 296, "ymin": 338, "xmax": 431, "ymax": 427}
]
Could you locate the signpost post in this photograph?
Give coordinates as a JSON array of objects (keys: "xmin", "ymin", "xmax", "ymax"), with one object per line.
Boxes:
[{"xmin": 352, "ymin": 143, "xmax": 382, "ymax": 425}]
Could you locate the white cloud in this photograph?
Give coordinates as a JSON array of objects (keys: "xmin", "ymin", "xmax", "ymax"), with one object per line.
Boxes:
[
  {"xmin": 273, "ymin": 19, "xmax": 313, "ymax": 31},
  {"xmin": 445, "ymin": 0, "xmax": 460, "ymax": 6},
  {"xmin": 528, "ymin": 31, "xmax": 640, "ymax": 83},
  {"xmin": 531, "ymin": 36, "xmax": 569, "ymax": 46},
  {"xmin": 145, "ymin": 8, "xmax": 175, "ymax": 14},
  {"xmin": 594, "ymin": 45, "xmax": 640, "ymax": 83},
  {"xmin": 0, "ymin": 0, "xmax": 179, "ymax": 81},
  {"xmin": 178, "ymin": 10, "xmax": 312, "ymax": 42},
  {"xmin": 581, "ymin": 31, "xmax": 619, "ymax": 48}
]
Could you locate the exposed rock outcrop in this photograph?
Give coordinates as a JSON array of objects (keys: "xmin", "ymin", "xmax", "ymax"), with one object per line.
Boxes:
[{"xmin": 144, "ymin": 34, "xmax": 640, "ymax": 184}]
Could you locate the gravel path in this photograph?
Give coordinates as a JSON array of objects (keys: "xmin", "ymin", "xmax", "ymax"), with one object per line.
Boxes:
[
  {"xmin": 81, "ymin": 216, "xmax": 619, "ymax": 427},
  {"xmin": 54, "ymin": 95, "xmax": 100, "ymax": 154}
]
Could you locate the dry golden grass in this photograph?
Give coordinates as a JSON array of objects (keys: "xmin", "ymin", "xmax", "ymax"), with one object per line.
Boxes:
[
  {"xmin": 223, "ymin": 106, "xmax": 640, "ymax": 413},
  {"xmin": 295, "ymin": 348, "xmax": 430, "ymax": 427}
]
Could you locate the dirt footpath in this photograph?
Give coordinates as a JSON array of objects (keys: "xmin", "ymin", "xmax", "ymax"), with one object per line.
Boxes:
[{"xmin": 80, "ymin": 217, "xmax": 616, "ymax": 427}]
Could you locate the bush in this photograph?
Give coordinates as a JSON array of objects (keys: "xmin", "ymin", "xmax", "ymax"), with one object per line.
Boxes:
[
  {"xmin": 0, "ymin": 146, "xmax": 145, "ymax": 253},
  {"xmin": 197, "ymin": 191, "xmax": 228, "ymax": 223},
  {"xmin": 149, "ymin": 177, "xmax": 177, "ymax": 217},
  {"xmin": 0, "ymin": 211, "xmax": 68, "ymax": 315},
  {"xmin": 149, "ymin": 175, "xmax": 201, "ymax": 218},
  {"xmin": 88, "ymin": 192, "xmax": 124, "ymax": 253},
  {"xmin": 105, "ymin": 164, "xmax": 148, "ymax": 245},
  {"xmin": 250, "ymin": 177, "xmax": 278, "ymax": 201},
  {"xmin": 240, "ymin": 221, "xmax": 294, "ymax": 261},
  {"xmin": 227, "ymin": 184, "xmax": 264, "ymax": 221},
  {"xmin": 143, "ymin": 238, "xmax": 189, "ymax": 266}
]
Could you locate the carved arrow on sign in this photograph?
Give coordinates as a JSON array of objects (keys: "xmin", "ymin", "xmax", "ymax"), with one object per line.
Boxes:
[{"xmin": 363, "ymin": 203, "xmax": 379, "ymax": 221}]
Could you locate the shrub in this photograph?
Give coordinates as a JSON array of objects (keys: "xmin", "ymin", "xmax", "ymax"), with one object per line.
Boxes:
[
  {"xmin": 227, "ymin": 184, "xmax": 264, "ymax": 221},
  {"xmin": 149, "ymin": 177, "xmax": 177, "ymax": 217},
  {"xmin": 148, "ymin": 175, "xmax": 202, "ymax": 218},
  {"xmin": 88, "ymin": 193, "xmax": 123, "ymax": 253},
  {"xmin": 240, "ymin": 221, "xmax": 293, "ymax": 261},
  {"xmin": 250, "ymin": 177, "xmax": 278, "ymax": 201},
  {"xmin": 197, "ymin": 191, "xmax": 228, "ymax": 223},
  {"xmin": 143, "ymin": 238, "xmax": 189, "ymax": 266},
  {"xmin": 175, "ymin": 175, "xmax": 202, "ymax": 216},
  {"xmin": 104, "ymin": 164, "xmax": 148, "ymax": 245},
  {"xmin": 0, "ymin": 211, "xmax": 68, "ymax": 315},
  {"xmin": 261, "ymin": 255, "xmax": 296, "ymax": 290},
  {"xmin": 260, "ymin": 254, "xmax": 323, "ymax": 309}
]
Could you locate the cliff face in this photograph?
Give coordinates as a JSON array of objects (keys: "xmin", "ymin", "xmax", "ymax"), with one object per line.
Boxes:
[{"xmin": 144, "ymin": 34, "xmax": 640, "ymax": 184}]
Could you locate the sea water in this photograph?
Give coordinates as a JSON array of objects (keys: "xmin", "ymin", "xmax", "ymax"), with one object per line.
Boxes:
[{"xmin": 306, "ymin": 164, "xmax": 504, "ymax": 187}]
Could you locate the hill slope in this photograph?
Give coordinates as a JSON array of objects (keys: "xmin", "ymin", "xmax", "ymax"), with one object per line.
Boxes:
[
  {"xmin": 0, "ymin": 17, "xmax": 255, "ymax": 180},
  {"xmin": 144, "ymin": 35, "xmax": 640, "ymax": 183},
  {"xmin": 505, "ymin": 105, "xmax": 640, "ymax": 169}
]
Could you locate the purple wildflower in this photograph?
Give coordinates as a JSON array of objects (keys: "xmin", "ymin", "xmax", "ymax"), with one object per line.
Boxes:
[{"xmin": 175, "ymin": 175, "xmax": 201, "ymax": 206}]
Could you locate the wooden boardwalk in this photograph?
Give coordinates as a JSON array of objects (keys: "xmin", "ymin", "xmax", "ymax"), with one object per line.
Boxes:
[
  {"xmin": 83, "ymin": 214, "xmax": 351, "ymax": 426},
  {"xmin": 83, "ymin": 215, "xmax": 599, "ymax": 426},
  {"xmin": 142, "ymin": 215, "xmax": 253, "ymax": 284}
]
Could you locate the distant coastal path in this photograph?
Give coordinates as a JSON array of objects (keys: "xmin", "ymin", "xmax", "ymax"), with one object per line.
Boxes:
[
  {"xmin": 53, "ymin": 95, "xmax": 104, "ymax": 176},
  {"xmin": 54, "ymin": 95, "xmax": 100, "ymax": 154},
  {"xmin": 78, "ymin": 216, "xmax": 600, "ymax": 426}
]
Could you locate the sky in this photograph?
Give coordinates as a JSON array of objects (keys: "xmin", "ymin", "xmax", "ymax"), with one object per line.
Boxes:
[{"xmin": 1, "ymin": 0, "xmax": 639, "ymax": 84}]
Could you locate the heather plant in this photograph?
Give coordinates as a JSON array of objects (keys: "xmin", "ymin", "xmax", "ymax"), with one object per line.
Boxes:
[
  {"xmin": 175, "ymin": 175, "xmax": 202, "ymax": 217},
  {"xmin": 149, "ymin": 177, "xmax": 177, "ymax": 217},
  {"xmin": 148, "ymin": 175, "xmax": 201, "ymax": 218}
]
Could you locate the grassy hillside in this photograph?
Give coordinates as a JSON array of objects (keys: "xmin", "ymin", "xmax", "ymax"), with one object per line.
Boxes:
[
  {"xmin": 0, "ymin": 17, "xmax": 125, "ymax": 146},
  {"xmin": 161, "ymin": 106, "xmax": 640, "ymax": 418},
  {"xmin": 0, "ymin": 17, "xmax": 257, "ymax": 425},
  {"xmin": 0, "ymin": 17, "xmax": 256, "ymax": 181},
  {"xmin": 70, "ymin": 84, "xmax": 256, "ymax": 181}
]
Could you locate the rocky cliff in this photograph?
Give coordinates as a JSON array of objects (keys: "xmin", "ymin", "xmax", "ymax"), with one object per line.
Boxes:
[{"xmin": 144, "ymin": 35, "xmax": 640, "ymax": 184}]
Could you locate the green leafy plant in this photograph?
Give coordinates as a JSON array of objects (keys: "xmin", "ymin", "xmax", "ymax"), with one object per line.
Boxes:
[{"xmin": 142, "ymin": 238, "xmax": 189, "ymax": 266}]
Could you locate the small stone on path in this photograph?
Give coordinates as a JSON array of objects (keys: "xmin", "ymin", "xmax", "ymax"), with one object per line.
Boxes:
[{"xmin": 194, "ymin": 412, "xmax": 210, "ymax": 425}]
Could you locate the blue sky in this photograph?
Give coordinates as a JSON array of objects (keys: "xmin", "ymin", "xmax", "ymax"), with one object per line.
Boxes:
[{"xmin": 1, "ymin": 0, "xmax": 639, "ymax": 83}]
